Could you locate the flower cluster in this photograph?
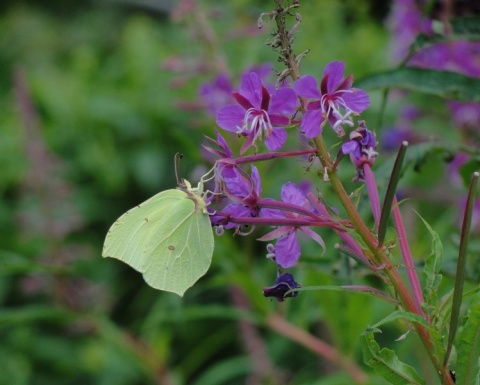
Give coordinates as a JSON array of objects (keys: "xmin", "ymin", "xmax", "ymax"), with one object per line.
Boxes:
[
  {"xmin": 201, "ymin": 60, "xmax": 372, "ymax": 299},
  {"xmin": 215, "ymin": 61, "xmax": 370, "ymax": 153}
]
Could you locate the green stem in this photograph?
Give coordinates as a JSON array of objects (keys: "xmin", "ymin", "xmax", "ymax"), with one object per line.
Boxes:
[
  {"xmin": 312, "ymin": 135, "xmax": 454, "ymax": 385},
  {"xmin": 270, "ymin": 1, "xmax": 453, "ymax": 383}
]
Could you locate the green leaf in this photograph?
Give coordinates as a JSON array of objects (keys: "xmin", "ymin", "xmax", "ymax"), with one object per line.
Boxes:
[
  {"xmin": 361, "ymin": 332, "xmax": 425, "ymax": 385},
  {"xmin": 364, "ymin": 311, "xmax": 445, "ymax": 363},
  {"xmin": 378, "ymin": 141, "xmax": 407, "ymax": 246},
  {"xmin": 460, "ymin": 159, "xmax": 480, "ymax": 189},
  {"xmin": 417, "ymin": 213, "xmax": 444, "ymax": 318},
  {"xmin": 356, "ymin": 68, "xmax": 480, "ymax": 103},
  {"xmin": 445, "ymin": 172, "xmax": 480, "ymax": 366},
  {"xmin": 291, "ymin": 285, "xmax": 399, "ymax": 305},
  {"xmin": 455, "ymin": 303, "xmax": 480, "ymax": 385}
]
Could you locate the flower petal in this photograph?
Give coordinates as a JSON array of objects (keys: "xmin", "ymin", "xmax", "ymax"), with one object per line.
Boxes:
[
  {"xmin": 222, "ymin": 203, "xmax": 254, "ymax": 229},
  {"xmin": 341, "ymin": 140, "xmax": 359, "ymax": 155},
  {"xmin": 281, "ymin": 182, "xmax": 306, "ymax": 206},
  {"xmin": 260, "ymin": 198, "xmax": 285, "ymax": 219},
  {"xmin": 269, "ymin": 115, "xmax": 290, "ymax": 126},
  {"xmin": 294, "ymin": 75, "xmax": 321, "ymax": 99},
  {"xmin": 275, "ymin": 231, "xmax": 301, "ymax": 268},
  {"xmin": 269, "ymin": 87, "xmax": 298, "ymax": 115},
  {"xmin": 199, "ymin": 73, "xmax": 234, "ymax": 116},
  {"xmin": 222, "ymin": 167, "xmax": 252, "ymax": 198},
  {"xmin": 239, "ymin": 72, "xmax": 263, "ymax": 109},
  {"xmin": 251, "ymin": 165, "xmax": 262, "ymax": 197},
  {"xmin": 217, "ymin": 104, "xmax": 245, "ymax": 132},
  {"xmin": 341, "ymin": 88, "xmax": 370, "ymax": 113},
  {"xmin": 301, "ymin": 109, "xmax": 324, "ymax": 138},
  {"xmin": 265, "ymin": 128, "xmax": 287, "ymax": 151},
  {"xmin": 258, "ymin": 226, "xmax": 292, "ymax": 241},
  {"xmin": 214, "ymin": 129, "xmax": 233, "ymax": 158},
  {"xmin": 299, "ymin": 226, "xmax": 325, "ymax": 250},
  {"xmin": 323, "ymin": 61, "xmax": 345, "ymax": 92}
]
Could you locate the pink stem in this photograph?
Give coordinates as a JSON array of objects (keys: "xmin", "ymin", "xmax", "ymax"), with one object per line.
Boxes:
[
  {"xmin": 307, "ymin": 192, "xmax": 369, "ymax": 264},
  {"xmin": 392, "ymin": 197, "xmax": 425, "ymax": 315}
]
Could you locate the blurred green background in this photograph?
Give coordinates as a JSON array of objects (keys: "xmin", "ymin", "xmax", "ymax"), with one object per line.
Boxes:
[{"xmin": 0, "ymin": 1, "xmax": 472, "ymax": 384}]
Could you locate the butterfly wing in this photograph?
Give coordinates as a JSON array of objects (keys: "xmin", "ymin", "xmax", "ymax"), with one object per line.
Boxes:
[
  {"xmin": 143, "ymin": 196, "xmax": 214, "ymax": 296},
  {"xmin": 102, "ymin": 189, "xmax": 214, "ymax": 296}
]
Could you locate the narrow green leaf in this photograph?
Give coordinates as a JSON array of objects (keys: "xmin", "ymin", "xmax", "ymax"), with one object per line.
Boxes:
[
  {"xmin": 417, "ymin": 213, "xmax": 444, "ymax": 318},
  {"xmin": 378, "ymin": 142, "xmax": 408, "ymax": 245},
  {"xmin": 445, "ymin": 172, "xmax": 480, "ymax": 366},
  {"xmin": 291, "ymin": 285, "xmax": 399, "ymax": 304},
  {"xmin": 356, "ymin": 68, "xmax": 480, "ymax": 103},
  {"xmin": 361, "ymin": 332, "xmax": 425, "ymax": 385},
  {"xmin": 455, "ymin": 303, "xmax": 480, "ymax": 385}
]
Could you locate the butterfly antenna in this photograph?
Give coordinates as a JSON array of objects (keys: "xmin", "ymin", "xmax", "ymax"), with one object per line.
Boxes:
[{"xmin": 174, "ymin": 153, "xmax": 186, "ymax": 188}]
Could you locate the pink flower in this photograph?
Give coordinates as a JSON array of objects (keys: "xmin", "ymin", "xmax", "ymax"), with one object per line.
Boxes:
[
  {"xmin": 216, "ymin": 72, "xmax": 298, "ymax": 154},
  {"xmin": 259, "ymin": 183, "xmax": 325, "ymax": 268},
  {"xmin": 294, "ymin": 61, "xmax": 370, "ymax": 137}
]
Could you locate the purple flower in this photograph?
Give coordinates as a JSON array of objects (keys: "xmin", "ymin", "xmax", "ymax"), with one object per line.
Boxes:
[
  {"xmin": 263, "ymin": 273, "xmax": 300, "ymax": 302},
  {"xmin": 294, "ymin": 61, "xmax": 370, "ymax": 137},
  {"xmin": 387, "ymin": 0, "xmax": 433, "ymax": 61},
  {"xmin": 199, "ymin": 74, "xmax": 235, "ymax": 117},
  {"xmin": 216, "ymin": 72, "xmax": 298, "ymax": 154},
  {"xmin": 381, "ymin": 106, "xmax": 419, "ymax": 151},
  {"xmin": 203, "ymin": 129, "xmax": 233, "ymax": 160},
  {"xmin": 448, "ymin": 101, "xmax": 480, "ymax": 130},
  {"xmin": 199, "ymin": 64, "xmax": 276, "ymax": 117},
  {"xmin": 341, "ymin": 121, "xmax": 378, "ymax": 181},
  {"xmin": 259, "ymin": 182, "xmax": 325, "ymax": 268},
  {"xmin": 210, "ymin": 164, "xmax": 263, "ymax": 230},
  {"xmin": 382, "ymin": 128, "xmax": 415, "ymax": 151}
]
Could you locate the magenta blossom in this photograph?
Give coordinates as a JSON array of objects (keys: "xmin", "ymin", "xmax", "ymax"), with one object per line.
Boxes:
[
  {"xmin": 259, "ymin": 182, "xmax": 325, "ymax": 268},
  {"xmin": 294, "ymin": 61, "xmax": 370, "ymax": 137},
  {"xmin": 216, "ymin": 72, "xmax": 298, "ymax": 154},
  {"xmin": 199, "ymin": 74, "xmax": 235, "ymax": 117},
  {"xmin": 341, "ymin": 121, "xmax": 378, "ymax": 182},
  {"xmin": 341, "ymin": 121, "xmax": 378, "ymax": 167},
  {"xmin": 210, "ymin": 164, "xmax": 263, "ymax": 231}
]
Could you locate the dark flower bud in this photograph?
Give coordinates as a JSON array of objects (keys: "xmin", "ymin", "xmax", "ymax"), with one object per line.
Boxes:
[{"xmin": 263, "ymin": 273, "xmax": 300, "ymax": 302}]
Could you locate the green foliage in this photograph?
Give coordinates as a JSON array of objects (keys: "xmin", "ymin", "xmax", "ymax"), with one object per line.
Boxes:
[
  {"xmin": 419, "ymin": 214, "xmax": 444, "ymax": 320},
  {"xmin": 1, "ymin": 1, "xmax": 478, "ymax": 384},
  {"xmin": 362, "ymin": 332, "xmax": 425, "ymax": 385},
  {"xmin": 357, "ymin": 68, "xmax": 480, "ymax": 103},
  {"xmin": 455, "ymin": 302, "xmax": 480, "ymax": 385}
]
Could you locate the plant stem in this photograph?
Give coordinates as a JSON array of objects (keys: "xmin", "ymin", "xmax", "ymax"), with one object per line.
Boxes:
[
  {"xmin": 270, "ymin": 1, "xmax": 453, "ymax": 383},
  {"xmin": 392, "ymin": 197, "xmax": 425, "ymax": 314},
  {"xmin": 313, "ymin": 135, "xmax": 454, "ymax": 385}
]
